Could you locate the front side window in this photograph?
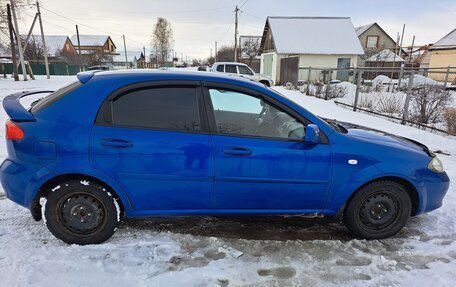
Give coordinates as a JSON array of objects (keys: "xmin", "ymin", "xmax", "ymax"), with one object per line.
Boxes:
[
  {"xmin": 209, "ymin": 89, "xmax": 305, "ymax": 140},
  {"xmin": 366, "ymin": 36, "xmax": 379, "ymax": 48},
  {"xmin": 216, "ymin": 65, "xmax": 224, "ymax": 72},
  {"xmin": 238, "ymin": 65, "xmax": 254, "ymax": 75},
  {"xmin": 225, "ymin": 65, "xmax": 237, "ymax": 74},
  {"xmin": 111, "ymin": 87, "xmax": 201, "ymax": 131}
]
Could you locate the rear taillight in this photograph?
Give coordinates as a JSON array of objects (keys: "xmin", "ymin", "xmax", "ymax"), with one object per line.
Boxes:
[{"xmin": 6, "ymin": 120, "xmax": 24, "ymax": 140}]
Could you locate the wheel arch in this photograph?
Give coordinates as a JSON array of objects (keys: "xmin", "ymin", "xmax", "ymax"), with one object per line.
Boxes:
[
  {"xmin": 31, "ymin": 173, "xmax": 129, "ymax": 221},
  {"xmin": 335, "ymin": 176, "xmax": 420, "ymax": 220}
]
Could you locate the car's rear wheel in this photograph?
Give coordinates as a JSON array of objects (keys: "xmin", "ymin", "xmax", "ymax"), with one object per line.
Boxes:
[
  {"xmin": 43, "ymin": 179, "xmax": 120, "ymax": 245},
  {"xmin": 260, "ymin": 80, "xmax": 271, "ymax": 87},
  {"xmin": 344, "ymin": 181, "xmax": 411, "ymax": 239}
]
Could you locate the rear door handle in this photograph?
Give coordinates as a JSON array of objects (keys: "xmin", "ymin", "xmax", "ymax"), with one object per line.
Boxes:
[
  {"xmin": 100, "ymin": 138, "xmax": 133, "ymax": 148},
  {"xmin": 222, "ymin": 147, "xmax": 252, "ymax": 156}
]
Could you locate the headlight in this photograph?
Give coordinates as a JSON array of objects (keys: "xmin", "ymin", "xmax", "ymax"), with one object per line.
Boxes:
[{"xmin": 428, "ymin": 157, "xmax": 444, "ymax": 172}]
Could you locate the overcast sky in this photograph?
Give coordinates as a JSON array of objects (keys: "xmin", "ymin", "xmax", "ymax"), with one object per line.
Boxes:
[{"xmin": 15, "ymin": 0, "xmax": 456, "ymax": 60}]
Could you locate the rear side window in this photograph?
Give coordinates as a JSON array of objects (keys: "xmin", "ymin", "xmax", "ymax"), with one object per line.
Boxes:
[
  {"xmin": 216, "ymin": 65, "xmax": 224, "ymax": 72},
  {"xmin": 109, "ymin": 87, "xmax": 201, "ymax": 132},
  {"xmin": 30, "ymin": 81, "xmax": 82, "ymax": 113},
  {"xmin": 225, "ymin": 65, "xmax": 237, "ymax": 73}
]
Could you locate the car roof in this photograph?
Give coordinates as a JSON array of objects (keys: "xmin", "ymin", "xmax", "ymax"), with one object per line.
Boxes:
[
  {"xmin": 213, "ymin": 62, "xmax": 248, "ymax": 66},
  {"xmin": 79, "ymin": 69, "xmax": 261, "ymax": 86}
]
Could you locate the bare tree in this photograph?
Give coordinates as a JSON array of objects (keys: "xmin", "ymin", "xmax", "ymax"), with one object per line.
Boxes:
[
  {"xmin": 0, "ymin": 0, "xmax": 30, "ymax": 47},
  {"xmin": 216, "ymin": 45, "xmax": 235, "ymax": 62},
  {"xmin": 206, "ymin": 56, "xmax": 215, "ymax": 65},
  {"xmin": 240, "ymin": 37, "xmax": 260, "ymax": 66},
  {"xmin": 55, "ymin": 48, "xmax": 79, "ymax": 65},
  {"xmin": 410, "ymin": 85, "xmax": 452, "ymax": 124},
  {"xmin": 443, "ymin": 108, "xmax": 456, "ymax": 135},
  {"xmin": 22, "ymin": 35, "xmax": 43, "ymax": 62},
  {"xmin": 84, "ymin": 52, "xmax": 113, "ymax": 67},
  {"xmin": 151, "ymin": 18, "xmax": 173, "ymax": 68}
]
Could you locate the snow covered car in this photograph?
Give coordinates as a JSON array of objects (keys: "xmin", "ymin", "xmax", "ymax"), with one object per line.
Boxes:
[
  {"xmin": 212, "ymin": 62, "xmax": 273, "ymax": 86},
  {"xmin": 1, "ymin": 70, "xmax": 450, "ymax": 245}
]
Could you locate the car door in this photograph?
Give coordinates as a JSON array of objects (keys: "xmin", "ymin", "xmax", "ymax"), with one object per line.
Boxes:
[
  {"xmin": 237, "ymin": 65, "xmax": 255, "ymax": 81},
  {"xmin": 224, "ymin": 64, "xmax": 238, "ymax": 75},
  {"xmin": 89, "ymin": 82, "xmax": 213, "ymax": 211},
  {"xmin": 204, "ymin": 84, "xmax": 332, "ymax": 211}
]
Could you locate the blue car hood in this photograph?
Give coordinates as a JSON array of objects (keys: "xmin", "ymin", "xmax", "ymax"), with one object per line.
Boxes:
[{"xmin": 334, "ymin": 121, "xmax": 433, "ymax": 157}]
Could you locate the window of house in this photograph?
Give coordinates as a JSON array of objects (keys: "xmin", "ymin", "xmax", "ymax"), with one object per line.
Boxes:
[
  {"xmin": 238, "ymin": 65, "xmax": 254, "ymax": 75},
  {"xmin": 209, "ymin": 89, "xmax": 305, "ymax": 140},
  {"xmin": 366, "ymin": 36, "xmax": 379, "ymax": 48},
  {"xmin": 111, "ymin": 87, "xmax": 201, "ymax": 131},
  {"xmin": 225, "ymin": 65, "xmax": 237, "ymax": 74}
]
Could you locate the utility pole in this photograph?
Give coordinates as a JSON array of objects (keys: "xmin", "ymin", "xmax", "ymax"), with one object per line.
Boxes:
[
  {"xmin": 36, "ymin": 1, "xmax": 50, "ymax": 79},
  {"xmin": 409, "ymin": 35, "xmax": 415, "ymax": 63},
  {"xmin": 398, "ymin": 24, "xmax": 405, "ymax": 58},
  {"xmin": 122, "ymin": 34, "xmax": 128, "ymax": 69},
  {"xmin": 401, "ymin": 71, "xmax": 414, "ymax": 125},
  {"xmin": 75, "ymin": 25, "xmax": 83, "ymax": 72},
  {"xmin": 7, "ymin": 4, "xmax": 19, "ymax": 81},
  {"xmin": 234, "ymin": 5, "xmax": 239, "ymax": 62},
  {"xmin": 10, "ymin": 0, "xmax": 27, "ymax": 81},
  {"xmin": 215, "ymin": 41, "xmax": 218, "ymax": 62}
]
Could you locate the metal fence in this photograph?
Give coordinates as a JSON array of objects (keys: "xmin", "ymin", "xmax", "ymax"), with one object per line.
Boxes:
[
  {"xmin": 1, "ymin": 63, "xmax": 88, "ymax": 76},
  {"xmin": 294, "ymin": 66, "xmax": 456, "ymax": 136}
]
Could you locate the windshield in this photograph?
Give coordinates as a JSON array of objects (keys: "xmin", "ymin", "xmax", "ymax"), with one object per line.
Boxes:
[
  {"xmin": 272, "ymin": 89, "xmax": 335, "ymax": 134},
  {"xmin": 324, "ymin": 118, "xmax": 348, "ymax": 134}
]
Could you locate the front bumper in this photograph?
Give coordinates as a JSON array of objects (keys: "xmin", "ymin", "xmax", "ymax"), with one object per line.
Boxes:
[
  {"xmin": 416, "ymin": 170, "xmax": 450, "ymax": 214},
  {"xmin": 0, "ymin": 159, "xmax": 53, "ymax": 209}
]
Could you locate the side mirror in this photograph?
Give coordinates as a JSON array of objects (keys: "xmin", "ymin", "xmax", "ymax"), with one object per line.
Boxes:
[{"xmin": 304, "ymin": 124, "xmax": 320, "ymax": 144}]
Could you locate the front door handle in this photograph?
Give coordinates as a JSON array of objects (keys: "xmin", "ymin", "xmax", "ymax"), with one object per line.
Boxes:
[
  {"xmin": 222, "ymin": 147, "xmax": 252, "ymax": 156},
  {"xmin": 100, "ymin": 138, "xmax": 133, "ymax": 148}
]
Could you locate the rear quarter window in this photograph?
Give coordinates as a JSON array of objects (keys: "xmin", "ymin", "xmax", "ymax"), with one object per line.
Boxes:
[{"xmin": 30, "ymin": 81, "xmax": 82, "ymax": 113}]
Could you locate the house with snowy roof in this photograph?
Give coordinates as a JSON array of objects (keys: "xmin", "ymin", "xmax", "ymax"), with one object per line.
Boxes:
[
  {"xmin": 354, "ymin": 22, "xmax": 404, "ymax": 65},
  {"xmin": 70, "ymin": 35, "xmax": 119, "ymax": 64},
  {"xmin": 363, "ymin": 49, "xmax": 405, "ymax": 79},
  {"xmin": 18, "ymin": 35, "xmax": 78, "ymax": 64},
  {"xmin": 35, "ymin": 35, "xmax": 77, "ymax": 64},
  {"xmin": 259, "ymin": 16, "xmax": 364, "ymax": 85},
  {"xmin": 428, "ymin": 28, "xmax": 456, "ymax": 82}
]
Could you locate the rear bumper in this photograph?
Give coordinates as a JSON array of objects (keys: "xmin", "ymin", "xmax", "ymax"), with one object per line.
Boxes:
[
  {"xmin": 0, "ymin": 159, "xmax": 53, "ymax": 209},
  {"xmin": 417, "ymin": 171, "xmax": 450, "ymax": 214}
]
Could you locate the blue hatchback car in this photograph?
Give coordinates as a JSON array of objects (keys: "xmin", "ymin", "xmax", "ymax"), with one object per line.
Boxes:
[{"xmin": 1, "ymin": 70, "xmax": 450, "ymax": 244}]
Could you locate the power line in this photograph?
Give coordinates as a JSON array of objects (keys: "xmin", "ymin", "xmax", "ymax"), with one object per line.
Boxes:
[
  {"xmin": 38, "ymin": 4, "xmax": 144, "ymax": 46},
  {"xmin": 241, "ymin": 10, "xmax": 263, "ymax": 21},
  {"xmin": 239, "ymin": 0, "xmax": 250, "ymax": 9}
]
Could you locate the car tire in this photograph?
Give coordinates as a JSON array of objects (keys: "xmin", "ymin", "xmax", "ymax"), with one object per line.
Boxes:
[
  {"xmin": 260, "ymin": 80, "xmax": 271, "ymax": 87},
  {"xmin": 344, "ymin": 181, "xmax": 411, "ymax": 239},
  {"xmin": 43, "ymin": 179, "xmax": 120, "ymax": 245}
]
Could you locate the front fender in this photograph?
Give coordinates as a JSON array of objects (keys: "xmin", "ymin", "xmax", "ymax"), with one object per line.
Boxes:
[{"xmin": 325, "ymin": 164, "xmax": 385, "ymax": 214}]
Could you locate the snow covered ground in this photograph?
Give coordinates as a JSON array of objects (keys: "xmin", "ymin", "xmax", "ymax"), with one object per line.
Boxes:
[{"xmin": 0, "ymin": 76, "xmax": 455, "ymax": 286}]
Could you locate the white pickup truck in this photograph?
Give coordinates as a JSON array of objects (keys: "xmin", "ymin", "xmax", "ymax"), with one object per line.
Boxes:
[{"xmin": 211, "ymin": 62, "xmax": 273, "ymax": 87}]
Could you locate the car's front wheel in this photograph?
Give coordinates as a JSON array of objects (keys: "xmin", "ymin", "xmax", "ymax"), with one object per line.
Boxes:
[
  {"xmin": 43, "ymin": 179, "xmax": 120, "ymax": 245},
  {"xmin": 344, "ymin": 181, "xmax": 411, "ymax": 239}
]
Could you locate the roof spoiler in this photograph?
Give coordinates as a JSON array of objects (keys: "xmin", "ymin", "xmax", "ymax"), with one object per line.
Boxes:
[
  {"xmin": 76, "ymin": 70, "xmax": 101, "ymax": 84},
  {"xmin": 3, "ymin": 91, "xmax": 53, "ymax": 121}
]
